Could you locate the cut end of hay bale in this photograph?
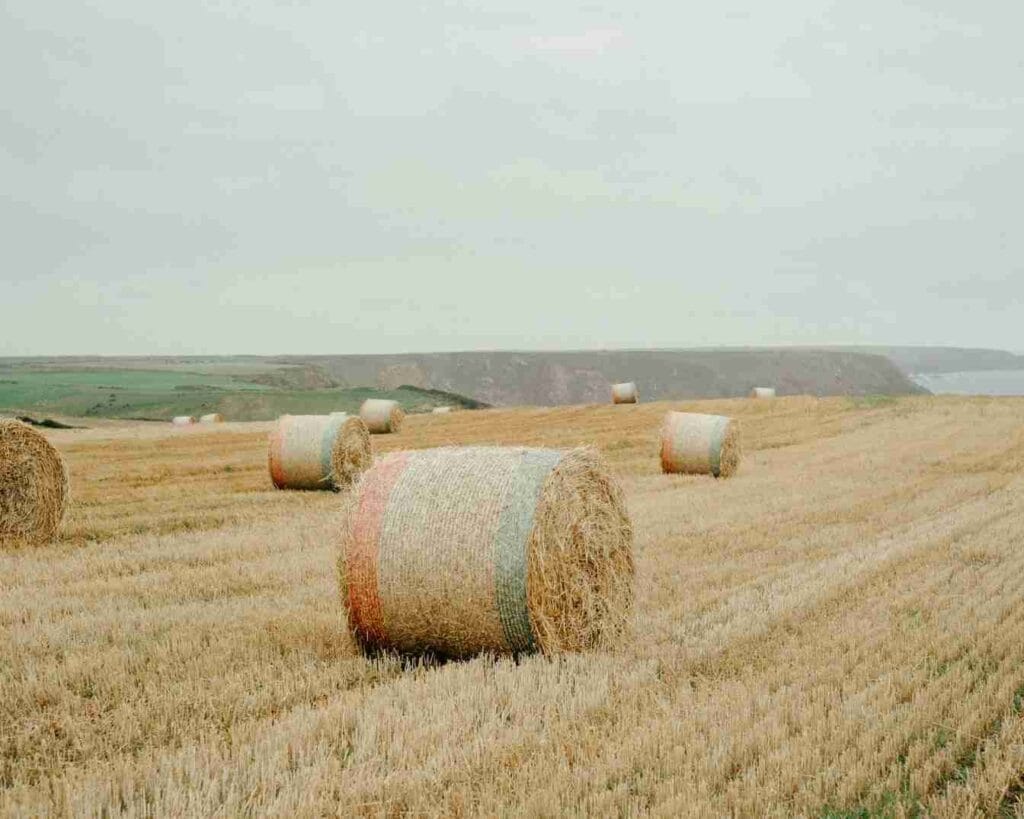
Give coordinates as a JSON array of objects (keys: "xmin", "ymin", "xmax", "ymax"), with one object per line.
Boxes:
[
  {"xmin": 171, "ymin": 416, "xmax": 196, "ymax": 426},
  {"xmin": 611, "ymin": 382, "xmax": 639, "ymax": 404},
  {"xmin": 660, "ymin": 411, "xmax": 742, "ymax": 478},
  {"xmin": 198, "ymin": 413, "xmax": 224, "ymax": 424},
  {"xmin": 268, "ymin": 414, "xmax": 372, "ymax": 491},
  {"xmin": 0, "ymin": 419, "xmax": 69, "ymax": 547},
  {"xmin": 750, "ymin": 387, "xmax": 777, "ymax": 399},
  {"xmin": 359, "ymin": 399, "xmax": 405, "ymax": 434},
  {"xmin": 525, "ymin": 447, "xmax": 635, "ymax": 654},
  {"xmin": 339, "ymin": 445, "xmax": 634, "ymax": 658}
]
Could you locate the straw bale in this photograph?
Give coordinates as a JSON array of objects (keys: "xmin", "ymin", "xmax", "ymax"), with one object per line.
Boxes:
[
  {"xmin": 750, "ymin": 387, "xmax": 777, "ymax": 399},
  {"xmin": 0, "ymin": 420, "xmax": 69, "ymax": 547},
  {"xmin": 611, "ymin": 382, "xmax": 639, "ymax": 404},
  {"xmin": 268, "ymin": 414, "xmax": 372, "ymax": 491},
  {"xmin": 198, "ymin": 413, "xmax": 224, "ymax": 423},
  {"xmin": 360, "ymin": 399, "xmax": 405, "ymax": 434},
  {"xmin": 660, "ymin": 411, "xmax": 741, "ymax": 478},
  {"xmin": 339, "ymin": 445, "xmax": 634, "ymax": 658},
  {"xmin": 171, "ymin": 416, "xmax": 196, "ymax": 426}
]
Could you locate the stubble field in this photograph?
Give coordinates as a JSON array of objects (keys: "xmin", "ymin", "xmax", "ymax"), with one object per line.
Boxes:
[{"xmin": 2, "ymin": 396, "xmax": 1024, "ymax": 816}]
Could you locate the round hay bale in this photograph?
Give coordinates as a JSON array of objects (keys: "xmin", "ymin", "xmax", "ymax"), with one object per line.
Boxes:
[
  {"xmin": 171, "ymin": 416, "xmax": 196, "ymax": 426},
  {"xmin": 268, "ymin": 414, "xmax": 372, "ymax": 491},
  {"xmin": 431, "ymin": 406, "xmax": 453, "ymax": 415},
  {"xmin": 611, "ymin": 382, "xmax": 639, "ymax": 404},
  {"xmin": 750, "ymin": 387, "xmax": 776, "ymax": 399},
  {"xmin": 360, "ymin": 399, "xmax": 404, "ymax": 434},
  {"xmin": 660, "ymin": 411, "xmax": 742, "ymax": 478},
  {"xmin": 0, "ymin": 420, "xmax": 69, "ymax": 547},
  {"xmin": 339, "ymin": 445, "xmax": 634, "ymax": 658},
  {"xmin": 199, "ymin": 413, "xmax": 224, "ymax": 424}
]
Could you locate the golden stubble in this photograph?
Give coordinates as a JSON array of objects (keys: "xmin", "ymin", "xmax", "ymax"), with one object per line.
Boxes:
[{"xmin": 2, "ymin": 396, "xmax": 1024, "ymax": 816}]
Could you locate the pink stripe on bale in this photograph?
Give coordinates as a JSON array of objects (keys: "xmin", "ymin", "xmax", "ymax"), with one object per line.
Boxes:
[
  {"xmin": 345, "ymin": 451, "xmax": 412, "ymax": 647},
  {"xmin": 268, "ymin": 420, "xmax": 287, "ymax": 489}
]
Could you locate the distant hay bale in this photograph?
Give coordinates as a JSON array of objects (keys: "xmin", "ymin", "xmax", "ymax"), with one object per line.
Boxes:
[
  {"xmin": 171, "ymin": 416, "xmax": 196, "ymax": 426},
  {"xmin": 611, "ymin": 382, "xmax": 639, "ymax": 404},
  {"xmin": 750, "ymin": 387, "xmax": 777, "ymax": 399},
  {"xmin": 660, "ymin": 412, "xmax": 742, "ymax": 478},
  {"xmin": 0, "ymin": 420, "xmax": 69, "ymax": 547},
  {"xmin": 198, "ymin": 413, "xmax": 224, "ymax": 424},
  {"xmin": 268, "ymin": 414, "xmax": 372, "ymax": 491},
  {"xmin": 431, "ymin": 406, "xmax": 453, "ymax": 415},
  {"xmin": 360, "ymin": 399, "xmax": 404, "ymax": 434},
  {"xmin": 340, "ymin": 446, "xmax": 634, "ymax": 658}
]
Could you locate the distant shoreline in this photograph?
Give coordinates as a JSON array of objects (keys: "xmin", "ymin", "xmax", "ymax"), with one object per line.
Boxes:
[{"xmin": 911, "ymin": 370, "xmax": 1024, "ymax": 396}]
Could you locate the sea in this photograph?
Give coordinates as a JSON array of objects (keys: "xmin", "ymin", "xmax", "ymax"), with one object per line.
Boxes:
[{"xmin": 912, "ymin": 370, "xmax": 1024, "ymax": 396}]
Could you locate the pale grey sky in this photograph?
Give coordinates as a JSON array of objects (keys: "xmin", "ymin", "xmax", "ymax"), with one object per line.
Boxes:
[{"xmin": 1, "ymin": 1, "xmax": 1021, "ymax": 355}]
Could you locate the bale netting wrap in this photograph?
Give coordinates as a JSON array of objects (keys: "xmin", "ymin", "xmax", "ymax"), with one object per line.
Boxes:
[
  {"xmin": 0, "ymin": 420, "xmax": 69, "ymax": 547},
  {"xmin": 199, "ymin": 413, "xmax": 224, "ymax": 424},
  {"xmin": 340, "ymin": 446, "xmax": 634, "ymax": 658},
  {"xmin": 611, "ymin": 382, "xmax": 638, "ymax": 404},
  {"xmin": 360, "ymin": 399, "xmax": 404, "ymax": 434},
  {"xmin": 660, "ymin": 412, "xmax": 742, "ymax": 478},
  {"xmin": 268, "ymin": 414, "xmax": 372, "ymax": 491},
  {"xmin": 172, "ymin": 416, "xmax": 196, "ymax": 426},
  {"xmin": 750, "ymin": 387, "xmax": 776, "ymax": 399}
]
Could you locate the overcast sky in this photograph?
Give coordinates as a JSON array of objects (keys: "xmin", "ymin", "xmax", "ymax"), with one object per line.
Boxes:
[{"xmin": 1, "ymin": 1, "xmax": 1021, "ymax": 356}]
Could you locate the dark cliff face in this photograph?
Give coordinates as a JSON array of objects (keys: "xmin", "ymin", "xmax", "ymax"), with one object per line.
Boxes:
[{"xmin": 273, "ymin": 349, "xmax": 927, "ymax": 407}]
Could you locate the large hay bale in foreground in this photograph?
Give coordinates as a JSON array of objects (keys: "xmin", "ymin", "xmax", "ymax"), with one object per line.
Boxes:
[
  {"xmin": 661, "ymin": 412, "xmax": 742, "ymax": 478},
  {"xmin": 340, "ymin": 446, "xmax": 634, "ymax": 658},
  {"xmin": 0, "ymin": 420, "xmax": 69, "ymax": 547},
  {"xmin": 171, "ymin": 416, "xmax": 196, "ymax": 426},
  {"xmin": 268, "ymin": 414, "xmax": 372, "ymax": 491},
  {"xmin": 199, "ymin": 413, "xmax": 224, "ymax": 424},
  {"xmin": 750, "ymin": 387, "xmax": 777, "ymax": 399},
  {"xmin": 360, "ymin": 399, "xmax": 404, "ymax": 434},
  {"xmin": 611, "ymin": 382, "xmax": 639, "ymax": 404}
]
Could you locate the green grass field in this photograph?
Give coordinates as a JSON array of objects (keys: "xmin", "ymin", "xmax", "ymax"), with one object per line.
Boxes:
[{"xmin": 0, "ymin": 365, "xmax": 477, "ymax": 422}]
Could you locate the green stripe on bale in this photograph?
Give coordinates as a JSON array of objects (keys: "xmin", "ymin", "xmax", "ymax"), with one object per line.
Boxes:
[
  {"xmin": 319, "ymin": 414, "xmax": 349, "ymax": 483},
  {"xmin": 708, "ymin": 415, "xmax": 730, "ymax": 478},
  {"xmin": 493, "ymin": 449, "xmax": 563, "ymax": 653}
]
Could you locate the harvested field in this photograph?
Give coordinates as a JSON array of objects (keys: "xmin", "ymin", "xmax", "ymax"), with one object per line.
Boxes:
[{"xmin": 2, "ymin": 396, "xmax": 1024, "ymax": 816}]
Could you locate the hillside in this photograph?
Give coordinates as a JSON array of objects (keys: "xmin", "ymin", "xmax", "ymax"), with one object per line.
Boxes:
[
  {"xmin": 275, "ymin": 349, "xmax": 925, "ymax": 406},
  {"xmin": 0, "ymin": 364, "xmax": 483, "ymax": 421},
  {"xmin": 0, "ymin": 350, "xmax": 926, "ymax": 413}
]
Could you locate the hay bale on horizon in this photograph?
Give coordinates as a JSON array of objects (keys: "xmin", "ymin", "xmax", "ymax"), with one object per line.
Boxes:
[
  {"xmin": 198, "ymin": 413, "xmax": 224, "ymax": 424},
  {"xmin": 431, "ymin": 406, "xmax": 453, "ymax": 415},
  {"xmin": 611, "ymin": 382, "xmax": 639, "ymax": 404},
  {"xmin": 360, "ymin": 399, "xmax": 404, "ymax": 434},
  {"xmin": 0, "ymin": 420, "xmax": 69, "ymax": 547},
  {"xmin": 268, "ymin": 414, "xmax": 372, "ymax": 491},
  {"xmin": 339, "ymin": 446, "xmax": 634, "ymax": 658},
  {"xmin": 750, "ymin": 387, "xmax": 777, "ymax": 399},
  {"xmin": 660, "ymin": 411, "xmax": 742, "ymax": 478},
  {"xmin": 171, "ymin": 416, "xmax": 196, "ymax": 426}
]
